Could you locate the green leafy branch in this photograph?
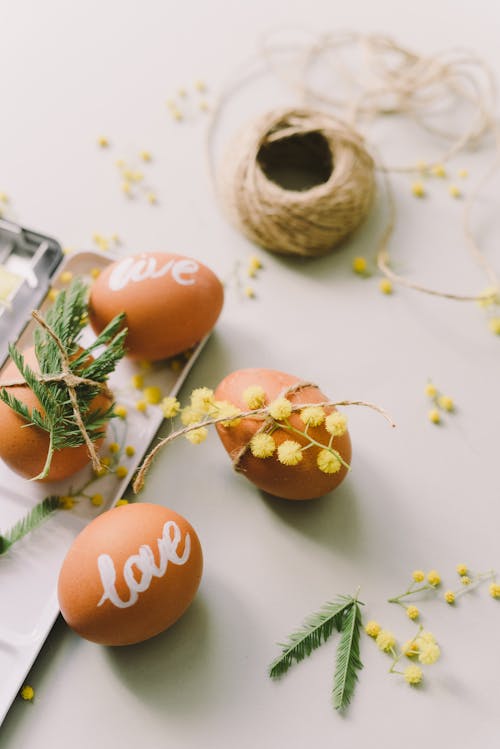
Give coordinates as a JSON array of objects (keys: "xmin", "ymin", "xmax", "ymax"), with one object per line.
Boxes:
[
  {"xmin": 0, "ymin": 496, "xmax": 60, "ymax": 555},
  {"xmin": 269, "ymin": 593, "xmax": 364, "ymax": 712},
  {"xmin": 0, "ymin": 279, "xmax": 127, "ymax": 479}
]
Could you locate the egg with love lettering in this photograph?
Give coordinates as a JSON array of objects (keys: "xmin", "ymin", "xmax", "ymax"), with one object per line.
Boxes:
[
  {"xmin": 214, "ymin": 368, "xmax": 352, "ymax": 500},
  {"xmin": 88, "ymin": 252, "xmax": 224, "ymax": 361},
  {"xmin": 58, "ymin": 503, "xmax": 203, "ymax": 645}
]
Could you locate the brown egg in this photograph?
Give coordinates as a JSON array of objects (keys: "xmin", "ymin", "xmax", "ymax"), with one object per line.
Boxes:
[
  {"xmin": 0, "ymin": 347, "xmax": 110, "ymax": 482},
  {"xmin": 58, "ymin": 503, "xmax": 203, "ymax": 645},
  {"xmin": 215, "ymin": 368, "xmax": 352, "ymax": 500},
  {"xmin": 88, "ymin": 252, "xmax": 224, "ymax": 361}
]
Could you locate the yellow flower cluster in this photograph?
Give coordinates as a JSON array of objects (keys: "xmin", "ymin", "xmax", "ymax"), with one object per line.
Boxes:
[
  {"xmin": 367, "ymin": 619, "xmax": 440, "ymax": 688},
  {"xmin": 410, "ymin": 162, "xmax": 467, "ymax": 203},
  {"xmin": 425, "ymin": 381, "xmax": 455, "ymax": 425}
]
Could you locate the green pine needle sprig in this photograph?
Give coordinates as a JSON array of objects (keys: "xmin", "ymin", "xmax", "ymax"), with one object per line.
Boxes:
[
  {"xmin": 269, "ymin": 593, "xmax": 364, "ymax": 713},
  {"xmin": 0, "ymin": 496, "xmax": 61, "ymax": 555},
  {"xmin": 0, "ymin": 278, "xmax": 127, "ymax": 478},
  {"xmin": 332, "ymin": 597, "xmax": 363, "ymax": 711}
]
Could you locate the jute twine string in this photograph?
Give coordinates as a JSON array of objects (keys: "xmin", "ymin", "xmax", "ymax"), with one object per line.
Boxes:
[
  {"xmin": 1, "ymin": 310, "xmax": 109, "ymax": 472},
  {"xmin": 218, "ymin": 107, "xmax": 375, "ymax": 257},
  {"xmin": 133, "ymin": 384, "xmax": 395, "ymax": 493},
  {"xmin": 211, "ymin": 30, "xmax": 500, "ymax": 302}
]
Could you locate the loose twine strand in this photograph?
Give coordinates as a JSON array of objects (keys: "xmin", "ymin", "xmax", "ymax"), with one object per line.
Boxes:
[
  {"xmin": 1, "ymin": 310, "xmax": 109, "ymax": 472},
  {"xmin": 209, "ymin": 29, "xmax": 500, "ymax": 302}
]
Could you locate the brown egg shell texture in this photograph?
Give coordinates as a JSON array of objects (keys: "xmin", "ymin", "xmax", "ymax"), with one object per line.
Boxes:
[
  {"xmin": 215, "ymin": 368, "xmax": 351, "ymax": 500},
  {"xmin": 58, "ymin": 503, "xmax": 203, "ymax": 646},
  {"xmin": 88, "ymin": 252, "xmax": 224, "ymax": 361},
  {"xmin": 0, "ymin": 347, "xmax": 110, "ymax": 482}
]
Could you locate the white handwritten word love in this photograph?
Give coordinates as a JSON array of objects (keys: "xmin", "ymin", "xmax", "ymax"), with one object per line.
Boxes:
[
  {"xmin": 108, "ymin": 255, "xmax": 199, "ymax": 292},
  {"xmin": 97, "ymin": 521, "xmax": 191, "ymax": 609}
]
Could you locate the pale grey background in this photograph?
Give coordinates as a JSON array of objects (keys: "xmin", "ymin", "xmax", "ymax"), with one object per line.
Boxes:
[{"xmin": 1, "ymin": 0, "xmax": 500, "ymax": 747}]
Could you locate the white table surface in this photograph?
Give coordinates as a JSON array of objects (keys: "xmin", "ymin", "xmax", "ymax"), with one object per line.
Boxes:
[{"xmin": 1, "ymin": 1, "xmax": 500, "ymax": 747}]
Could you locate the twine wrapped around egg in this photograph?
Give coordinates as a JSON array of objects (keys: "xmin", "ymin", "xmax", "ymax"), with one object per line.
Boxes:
[{"xmin": 218, "ymin": 107, "xmax": 375, "ymax": 257}]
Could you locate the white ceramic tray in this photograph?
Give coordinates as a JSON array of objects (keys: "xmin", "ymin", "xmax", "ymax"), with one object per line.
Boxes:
[{"xmin": 0, "ymin": 250, "xmax": 207, "ymax": 725}]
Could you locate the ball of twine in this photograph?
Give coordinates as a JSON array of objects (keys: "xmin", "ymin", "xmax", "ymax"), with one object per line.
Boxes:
[{"xmin": 218, "ymin": 107, "xmax": 375, "ymax": 258}]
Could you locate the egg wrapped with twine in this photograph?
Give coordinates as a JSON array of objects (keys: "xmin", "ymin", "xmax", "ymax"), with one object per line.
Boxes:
[{"xmin": 218, "ymin": 107, "xmax": 375, "ymax": 257}]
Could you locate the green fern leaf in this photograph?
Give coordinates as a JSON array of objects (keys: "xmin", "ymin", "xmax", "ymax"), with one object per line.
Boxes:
[
  {"xmin": 269, "ymin": 596, "xmax": 354, "ymax": 679},
  {"xmin": 0, "ymin": 496, "xmax": 61, "ymax": 555},
  {"xmin": 332, "ymin": 600, "xmax": 363, "ymax": 711}
]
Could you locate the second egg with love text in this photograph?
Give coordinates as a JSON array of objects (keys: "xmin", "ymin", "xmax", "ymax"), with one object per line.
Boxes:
[
  {"xmin": 57, "ymin": 503, "xmax": 203, "ymax": 645},
  {"xmin": 89, "ymin": 252, "xmax": 224, "ymax": 360}
]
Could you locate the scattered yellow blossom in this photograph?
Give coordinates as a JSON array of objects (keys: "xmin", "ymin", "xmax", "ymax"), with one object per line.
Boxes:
[
  {"xmin": 191, "ymin": 387, "xmax": 214, "ymax": 412},
  {"xmin": 489, "ymin": 583, "xmax": 500, "ymax": 599},
  {"xmin": 91, "ymin": 493, "xmax": 104, "ymax": 507},
  {"xmin": 427, "ymin": 570, "xmax": 441, "ymax": 587},
  {"xmin": 122, "ymin": 181, "xmax": 132, "ymax": 195},
  {"xmin": 404, "ymin": 665, "xmax": 423, "ymax": 685},
  {"xmin": 90, "ymin": 267, "xmax": 101, "ymax": 279},
  {"xmin": 364, "ymin": 620, "xmax": 381, "ymax": 637},
  {"xmin": 135, "ymin": 400, "xmax": 147, "ymax": 412},
  {"xmin": 456, "ymin": 563, "xmax": 468, "ymax": 576},
  {"xmin": 417, "ymin": 642, "xmax": 440, "ymax": 665},
  {"xmin": 125, "ymin": 445, "xmax": 135, "ymax": 457},
  {"xmin": 317, "ymin": 449, "xmax": 341, "ymax": 474},
  {"xmin": 416, "ymin": 160, "xmax": 428, "ymax": 173},
  {"xmin": 277, "ymin": 440, "xmax": 303, "ymax": 466},
  {"xmin": 47, "ymin": 288, "xmax": 59, "ymax": 302},
  {"xmin": 115, "ymin": 158, "xmax": 125, "ymax": 168},
  {"xmin": 97, "ymin": 136, "xmax": 109, "ymax": 148},
  {"xmin": 116, "ymin": 499, "xmax": 128, "ymax": 507},
  {"xmin": 325, "ymin": 412, "xmax": 347, "ymax": 437},
  {"xmin": 376, "ymin": 630, "xmax": 396, "ymax": 652},
  {"xmin": 147, "ymin": 193, "xmax": 157, "ymax": 205},
  {"xmin": 444, "ymin": 590, "xmax": 455, "ymax": 604},
  {"xmin": 411, "ymin": 180, "xmax": 425, "ymax": 197},
  {"xmin": 185, "ymin": 427, "xmax": 208, "ymax": 444},
  {"xmin": 140, "ymin": 150, "xmax": 152, "ymax": 162},
  {"xmin": 461, "ymin": 576, "xmax": 471, "ymax": 586},
  {"xmin": 101, "ymin": 456, "xmax": 112, "ymax": 468},
  {"xmin": 131, "ymin": 374, "xmax": 144, "ymax": 390},
  {"xmin": 215, "ymin": 400, "xmax": 242, "ymax": 427},
  {"xmin": 448, "ymin": 184, "xmax": 461, "ymax": 198},
  {"xmin": 418, "ymin": 631, "xmax": 436, "ymax": 644},
  {"xmin": 171, "ymin": 109, "xmax": 183, "ymax": 122},
  {"xmin": 244, "ymin": 286, "xmax": 255, "ymax": 298},
  {"xmin": 438, "ymin": 395, "xmax": 454, "ymax": 412},
  {"xmin": 406, "ymin": 605, "xmax": 420, "ymax": 620},
  {"xmin": 249, "ymin": 432, "xmax": 276, "ymax": 458},
  {"xmin": 144, "ymin": 386, "xmax": 163, "ymax": 405},
  {"xmin": 269, "ymin": 397, "xmax": 292, "ymax": 420},
  {"xmin": 300, "ymin": 406, "xmax": 325, "ymax": 427},
  {"xmin": 59, "ymin": 271, "xmax": 73, "ymax": 284},
  {"xmin": 199, "ymin": 100, "xmax": 209, "ymax": 112},
  {"xmin": 379, "ymin": 278, "xmax": 393, "ymax": 295},
  {"xmin": 161, "ymin": 396, "xmax": 181, "ymax": 419},
  {"xmin": 178, "ymin": 87, "xmax": 187, "ymax": 97},
  {"xmin": 248, "ymin": 255, "xmax": 262, "ymax": 271},
  {"xmin": 0, "ymin": 192, "xmax": 9, "ymax": 203},
  {"xmin": 428, "ymin": 409, "xmax": 441, "ymax": 424},
  {"xmin": 488, "ymin": 318, "xmax": 500, "ymax": 335},
  {"xmin": 242, "ymin": 385, "xmax": 267, "ymax": 410},
  {"xmin": 431, "ymin": 163, "xmax": 446, "ymax": 178},
  {"xmin": 115, "ymin": 466, "xmax": 128, "ymax": 479},
  {"xmin": 109, "ymin": 442, "xmax": 120, "ymax": 454},
  {"xmin": 114, "ymin": 403, "xmax": 128, "ymax": 419},
  {"xmin": 352, "ymin": 256, "xmax": 368, "ymax": 274},
  {"xmin": 412, "ymin": 569, "xmax": 425, "ymax": 583},
  {"xmin": 458, "ymin": 168, "xmax": 468, "ymax": 178},
  {"xmin": 139, "ymin": 360, "xmax": 152, "ymax": 372},
  {"xmin": 94, "ymin": 467, "xmax": 107, "ymax": 478},
  {"xmin": 181, "ymin": 406, "xmax": 200, "ymax": 426},
  {"xmin": 195, "ymin": 79, "xmax": 206, "ymax": 92},
  {"xmin": 424, "ymin": 383, "xmax": 437, "ymax": 398},
  {"xmin": 59, "ymin": 496, "xmax": 74, "ymax": 510},
  {"xmin": 402, "ymin": 640, "xmax": 419, "ymax": 657},
  {"xmin": 20, "ymin": 685, "xmax": 35, "ymax": 701}
]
